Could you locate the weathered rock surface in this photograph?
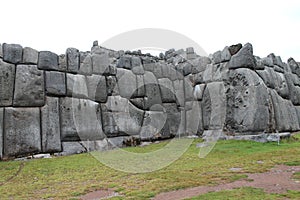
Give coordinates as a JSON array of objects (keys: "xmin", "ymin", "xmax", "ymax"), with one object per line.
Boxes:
[
  {"xmin": 66, "ymin": 73, "xmax": 88, "ymax": 98},
  {"xmin": 45, "ymin": 71, "xmax": 66, "ymax": 96},
  {"xmin": 41, "ymin": 98, "xmax": 61, "ymax": 152},
  {"xmin": 0, "ymin": 60, "xmax": 15, "ymax": 106},
  {"xmin": 4, "ymin": 108, "xmax": 41, "ymax": 157},
  {"xmin": 60, "ymin": 98, "xmax": 104, "ymax": 141},
  {"xmin": 3, "ymin": 43, "xmax": 23, "ymax": 64},
  {"xmin": 22, "ymin": 47, "xmax": 38, "ymax": 64},
  {"xmin": 67, "ymin": 48, "xmax": 80, "ymax": 73},
  {"xmin": 0, "ymin": 108, "xmax": 3, "ymax": 159},
  {"xmin": 116, "ymin": 68, "xmax": 137, "ymax": 99},
  {"xmin": 38, "ymin": 51, "xmax": 59, "ymax": 70},
  {"xmin": 14, "ymin": 65, "xmax": 45, "ymax": 106},
  {"xmin": 86, "ymin": 75, "xmax": 107, "ymax": 102},
  {"xmin": 228, "ymin": 43, "xmax": 256, "ymax": 69}
]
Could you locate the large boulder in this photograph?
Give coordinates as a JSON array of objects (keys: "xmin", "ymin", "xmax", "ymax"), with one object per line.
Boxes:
[
  {"xmin": 186, "ymin": 101, "xmax": 203, "ymax": 135},
  {"xmin": 228, "ymin": 43, "xmax": 256, "ymax": 69},
  {"xmin": 92, "ymin": 52, "xmax": 110, "ymax": 75},
  {"xmin": 38, "ymin": 51, "xmax": 59, "ymax": 71},
  {"xmin": 41, "ymin": 98, "xmax": 61, "ymax": 153},
  {"xmin": 162, "ymin": 103, "xmax": 181, "ymax": 137},
  {"xmin": 0, "ymin": 60, "xmax": 15, "ymax": 106},
  {"xmin": 285, "ymin": 73, "xmax": 300, "ymax": 105},
  {"xmin": 4, "ymin": 108, "xmax": 41, "ymax": 158},
  {"xmin": 66, "ymin": 48, "xmax": 80, "ymax": 73},
  {"xmin": 158, "ymin": 78, "xmax": 176, "ymax": 103},
  {"xmin": 66, "ymin": 73, "xmax": 88, "ymax": 98},
  {"xmin": 60, "ymin": 97, "xmax": 104, "ymax": 141},
  {"xmin": 86, "ymin": 75, "xmax": 107, "ymax": 103},
  {"xmin": 22, "ymin": 47, "xmax": 38, "ymax": 64},
  {"xmin": 3, "ymin": 43, "xmax": 23, "ymax": 64},
  {"xmin": 79, "ymin": 52, "xmax": 92, "ymax": 75},
  {"xmin": 45, "ymin": 71, "xmax": 66, "ymax": 96},
  {"xmin": 116, "ymin": 68, "xmax": 137, "ymax": 99},
  {"xmin": 144, "ymin": 71, "xmax": 162, "ymax": 109},
  {"xmin": 140, "ymin": 111, "xmax": 167, "ymax": 140},
  {"xmin": 225, "ymin": 68, "xmax": 269, "ymax": 133},
  {"xmin": 14, "ymin": 65, "xmax": 45, "ymax": 107},
  {"xmin": 269, "ymin": 90, "xmax": 300, "ymax": 131}
]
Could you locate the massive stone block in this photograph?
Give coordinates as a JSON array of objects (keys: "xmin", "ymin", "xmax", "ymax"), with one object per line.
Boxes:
[
  {"xmin": 158, "ymin": 78, "xmax": 176, "ymax": 103},
  {"xmin": 173, "ymin": 79, "xmax": 185, "ymax": 107},
  {"xmin": 202, "ymin": 82, "xmax": 226, "ymax": 130},
  {"xmin": 106, "ymin": 76, "xmax": 119, "ymax": 96},
  {"xmin": 228, "ymin": 43, "xmax": 256, "ymax": 69},
  {"xmin": 226, "ymin": 68, "xmax": 269, "ymax": 133},
  {"xmin": 144, "ymin": 71, "xmax": 162, "ymax": 109},
  {"xmin": 0, "ymin": 60, "xmax": 15, "ymax": 106},
  {"xmin": 14, "ymin": 65, "xmax": 45, "ymax": 107},
  {"xmin": 66, "ymin": 73, "xmax": 88, "ymax": 98},
  {"xmin": 4, "ymin": 107, "xmax": 41, "ymax": 157},
  {"xmin": 41, "ymin": 98, "xmax": 61, "ymax": 152},
  {"xmin": 140, "ymin": 111, "xmax": 167, "ymax": 140},
  {"xmin": 67, "ymin": 48, "xmax": 80, "ymax": 73},
  {"xmin": 285, "ymin": 73, "xmax": 300, "ymax": 105},
  {"xmin": 116, "ymin": 68, "xmax": 137, "ymax": 99},
  {"xmin": 186, "ymin": 101, "xmax": 203, "ymax": 135},
  {"xmin": 269, "ymin": 90, "xmax": 300, "ymax": 131},
  {"xmin": 0, "ymin": 44, "xmax": 2, "ymax": 58},
  {"xmin": 3, "ymin": 43, "xmax": 23, "ymax": 64},
  {"xmin": 0, "ymin": 108, "xmax": 3, "ymax": 159},
  {"xmin": 117, "ymin": 55, "xmax": 132, "ymax": 69},
  {"xmin": 92, "ymin": 52, "xmax": 110, "ymax": 75},
  {"xmin": 45, "ymin": 71, "xmax": 66, "ymax": 96},
  {"xmin": 38, "ymin": 51, "xmax": 59, "ymax": 71},
  {"xmin": 22, "ymin": 47, "xmax": 38, "ymax": 64},
  {"xmin": 79, "ymin": 52, "xmax": 92, "ymax": 75},
  {"xmin": 86, "ymin": 75, "xmax": 107, "ymax": 103},
  {"xmin": 58, "ymin": 54, "xmax": 67, "ymax": 72},
  {"xmin": 60, "ymin": 97, "xmax": 104, "ymax": 141}
]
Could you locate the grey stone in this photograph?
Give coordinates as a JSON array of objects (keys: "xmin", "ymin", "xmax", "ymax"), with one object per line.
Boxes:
[
  {"xmin": 228, "ymin": 43, "xmax": 242, "ymax": 56},
  {"xmin": 0, "ymin": 44, "xmax": 2, "ymax": 58},
  {"xmin": 80, "ymin": 139, "xmax": 109, "ymax": 152},
  {"xmin": 140, "ymin": 111, "xmax": 167, "ymax": 140},
  {"xmin": 274, "ymin": 65, "xmax": 284, "ymax": 73},
  {"xmin": 184, "ymin": 76, "xmax": 194, "ymax": 101},
  {"xmin": 92, "ymin": 52, "xmax": 110, "ymax": 75},
  {"xmin": 66, "ymin": 73, "xmax": 88, "ymax": 98},
  {"xmin": 221, "ymin": 47, "xmax": 231, "ymax": 62},
  {"xmin": 162, "ymin": 103, "xmax": 181, "ymax": 136},
  {"xmin": 58, "ymin": 54, "xmax": 67, "ymax": 72},
  {"xmin": 285, "ymin": 73, "xmax": 300, "ymax": 105},
  {"xmin": 22, "ymin": 47, "xmax": 38, "ymax": 64},
  {"xmin": 190, "ymin": 56, "xmax": 211, "ymax": 74},
  {"xmin": 0, "ymin": 108, "xmax": 3, "ymax": 159},
  {"xmin": 186, "ymin": 101, "xmax": 203, "ymax": 135},
  {"xmin": 41, "ymin": 97, "xmax": 61, "ymax": 153},
  {"xmin": 212, "ymin": 51, "xmax": 222, "ymax": 64},
  {"xmin": 4, "ymin": 107, "xmax": 41, "ymax": 158},
  {"xmin": 158, "ymin": 78, "xmax": 176, "ymax": 103},
  {"xmin": 152, "ymin": 63, "xmax": 164, "ymax": 78},
  {"xmin": 144, "ymin": 71, "xmax": 162, "ymax": 109},
  {"xmin": 268, "ymin": 54, "xmax": 283, "ymax": 68},
  {"xmin": 193, "ymin": 84, "xmax": 206, "ymax": 100},
  {"xmin": 228, "ymin": 43, "xmax": 256, "ymax": 69},
  {"xmin": 106, "ymin": 76, "xmax": 119, "ymax": 96},
  {"xmin": 0, "ymin": 60, "xmax": 15, "ymax": 106},
  {"xmin": 116, "ymin": 69, "xmax": 137, "ymax": 99},
  {"xmin": 102, "ymin": 112, "xmax": 119, "ymax": 137},
  {"xmin": 173, "ymin": 79, "xmax": 185, "ymax": 107},
  {"xmin": 45, "ymin": 71, "xmax": 66, "ymax": 96},
  {"xmin": 102, "ymin": 96, "xmax": 129, "ymax": 112},
  {"xmin": 269, "ymin": 90, "xmax": 299, "ymax": 131},
  {"xmin": 14, "ymin": 65, "xmax": 45, "ymax": 107},
  {"xmin": 135, "ymin": 75, "xmax": 145, "ymax": 97},
  {"xmin": 38, "ymin": 51, "xmax": 59, "ymax": 70},
  {"xmin": 275, "ymin": 72, "xmax": 289, "ymax": 99},
  {"xmin": 226, "ymin": 68, "xmax": 269, "ymax": 133},
  {"xmin": 254, "ymin": 57, "xmax": 266, "ymax": 70},
  {"xmin": 3, "ymin": 43, "xmax": 23, "ymax": 64},
  {"xmin": 60, "ymin": 142, "xmax": 87, "ymax": 156},
  {"xmin": 60, "ymin": 97, "xmax": 104, "ymax": 141},
  {"xmin": 86, "ymin": 75, "xmax": 107, "ymax": 103},
  {"xmin": 261, "ymin": 57, "xmax": 274, "ymax": 67},
  {"xmin": 79, "ymin": 52, "xmax": 92, "ymax": 75},
  {"xmin": 130, "ymin": 98, "xmax": 145, "ymax": 110},
  {"xmin": 67, "ymin": 48, "xmax": 80, "ymax": 73},
  {"xmin": 288, "ymin": 58, "xmax": 300, "ymax": 76},
  {"xmin": 186, "ymin": 47, "xmax": 194, "ymax": 54},
  {"xmin": 117, "ymin": 55, "xmax": 132, "ymax": 69}
]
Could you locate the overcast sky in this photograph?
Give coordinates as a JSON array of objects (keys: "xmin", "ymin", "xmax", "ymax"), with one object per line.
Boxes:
[{"xmin": 1, "ymin": 0, "xmax": 300, "ymax": 61}]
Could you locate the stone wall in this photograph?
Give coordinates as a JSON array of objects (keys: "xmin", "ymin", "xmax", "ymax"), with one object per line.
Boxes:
[{"xmin": 0, "ymin": 42, "xmax": 300, "ymax": 160}]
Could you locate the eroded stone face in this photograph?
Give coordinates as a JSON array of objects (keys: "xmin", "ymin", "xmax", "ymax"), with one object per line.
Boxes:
[
  {"xmin": 0, "ymin": 60, "xmax": 15, "ymax": 106},
  {"xmin": 225, "ymin": 68, "xmax": 269, "ymax": 133},
  {"xmin": 4, "ymin": 107, "xmax": 41, "ymax": 157}
]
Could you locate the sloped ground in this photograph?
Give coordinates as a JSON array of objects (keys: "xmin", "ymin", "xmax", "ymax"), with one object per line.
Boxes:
[{"xmin": 0, "ymin": 134, "xmax": 300, "ymax": 200}]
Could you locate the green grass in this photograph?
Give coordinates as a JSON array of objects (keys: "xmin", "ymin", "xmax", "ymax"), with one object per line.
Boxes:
[
  {"xmin": 186, "ymin": 187, "xmax": 300, "ymax": 200},
  {"xmin": 0, "ymin": 134, "xmax": 300, "ymax": 199}
]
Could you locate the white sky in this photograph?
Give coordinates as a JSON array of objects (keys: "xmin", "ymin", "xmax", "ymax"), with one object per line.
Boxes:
[{"xmin": 1, "ymin": 0, "xmax": 300, "ymax": 61}]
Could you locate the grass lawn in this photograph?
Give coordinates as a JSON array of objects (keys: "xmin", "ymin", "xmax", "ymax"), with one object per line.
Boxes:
[{"xmin": 0, "ymin": 134, "xmax": 300, "ymax": 200}]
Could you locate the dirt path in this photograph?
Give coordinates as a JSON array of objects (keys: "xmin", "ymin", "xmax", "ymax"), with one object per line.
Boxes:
[{"xmin": 153, "ymin": 165, "xmax": 300, "ymax": 200}]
